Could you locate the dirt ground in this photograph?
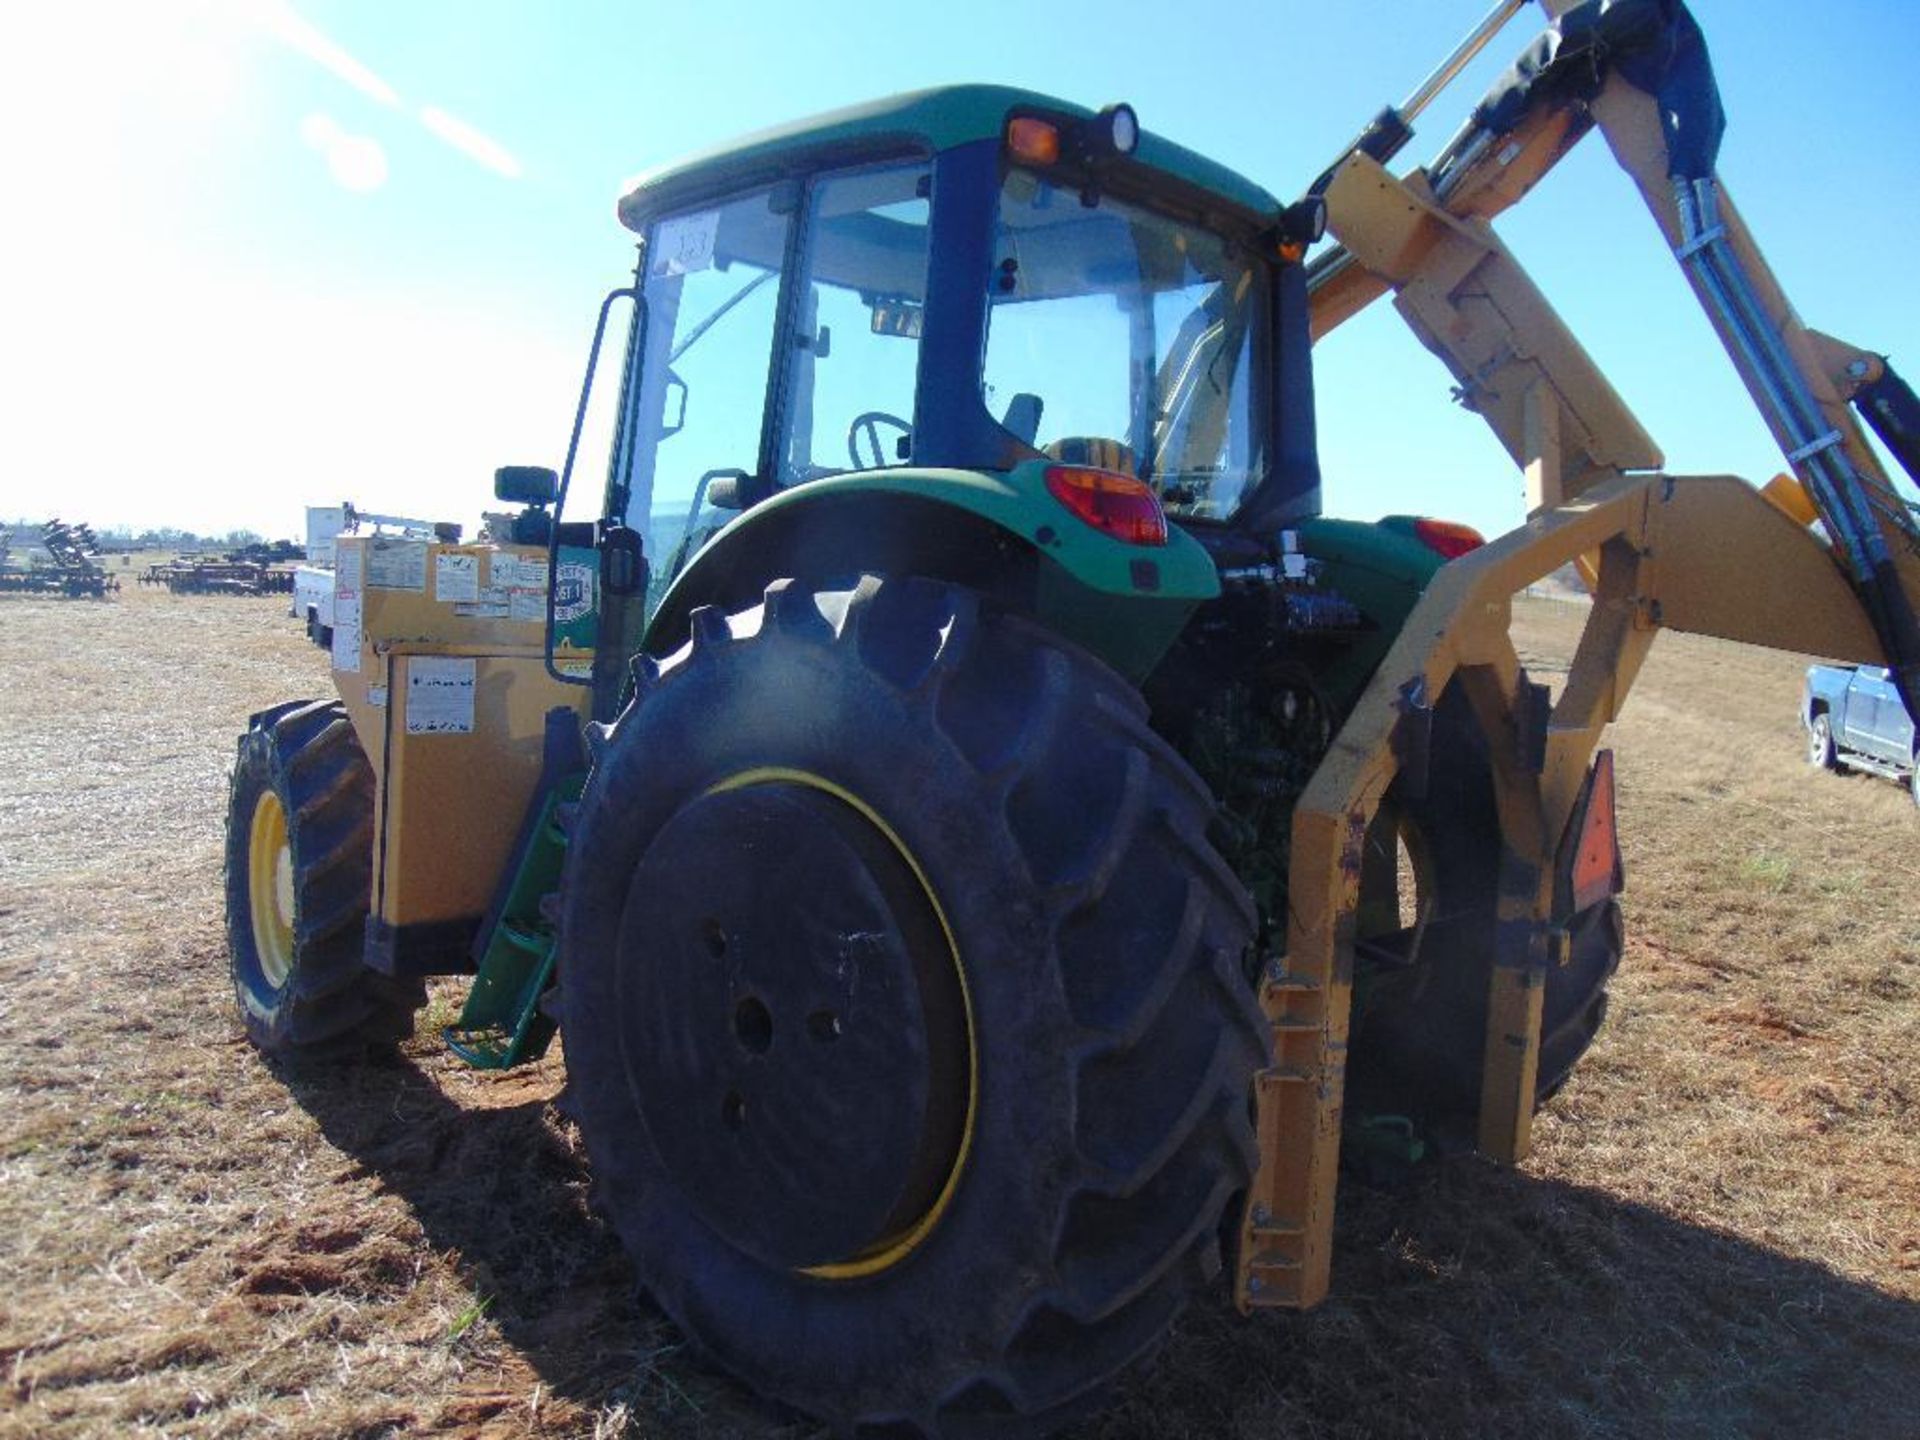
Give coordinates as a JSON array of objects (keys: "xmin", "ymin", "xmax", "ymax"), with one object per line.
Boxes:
[{"xmin": 1, "ymin": 574, "xmax": 1916, "ymax": 1439}]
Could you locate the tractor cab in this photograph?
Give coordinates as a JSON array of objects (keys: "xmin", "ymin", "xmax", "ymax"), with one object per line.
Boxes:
[{"xmin": 588, "ymin": 87, "xmax": 1325, "ymax": 644}]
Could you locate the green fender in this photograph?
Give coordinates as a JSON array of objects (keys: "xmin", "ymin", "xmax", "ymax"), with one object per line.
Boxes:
[
  {"xmin": 1296, "ymin": 515, "xmax": 1451, "ymax": 715},
  {"xmin": 643, "ymin": 460, "xmax": 1220, "ymax": 682}
]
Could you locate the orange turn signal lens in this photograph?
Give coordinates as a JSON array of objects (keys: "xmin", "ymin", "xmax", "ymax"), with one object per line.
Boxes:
[
  {"xmin": 1006, "ymin": 117, "xmax": 1061, "ymax": 166},
  {"xmin": 1412, "ymin": 517, "xmax": 1486, "ymax": 560},
  {"xmin": 1044, "ymin": 465, "xmax": 1168, "ymax": 546}
]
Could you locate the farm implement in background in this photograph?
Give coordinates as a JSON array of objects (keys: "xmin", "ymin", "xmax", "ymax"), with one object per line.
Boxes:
[
  {"xmin": 221, "ymin": 2, "xmax": 1920, "ymax": 1434},
  {"xmin": 0, "ymin": 520, "xmax": 119, "ymax": 598},
  {"xmin": 140, "ymin": 557, "xmax": 299, "ymax": 596}
]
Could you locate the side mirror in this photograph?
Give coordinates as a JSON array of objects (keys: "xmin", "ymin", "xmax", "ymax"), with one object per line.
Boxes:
[
  {"xmin": 706, "ymin": 475, "xmax": 745, "ymax": 511},
  {"xmin": 495, "ymin": 465, "xmax": 559, "ymax": 506}
]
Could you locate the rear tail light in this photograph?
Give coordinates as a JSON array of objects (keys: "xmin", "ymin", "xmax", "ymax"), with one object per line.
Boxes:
[
  {"xmin": 1413, "ymin": 517, "xmax": 1486, "ymax": 560},
  {"xmin": 1044, "ymin": 465, "xmax": 1168, "ymax": 546}
]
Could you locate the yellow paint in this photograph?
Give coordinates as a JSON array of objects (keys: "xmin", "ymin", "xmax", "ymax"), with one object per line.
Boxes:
[
  {"xmin": 248, "ymin": 788, "xmax": 295, "ymax": 988},
  {"xmin": 328, "ymin": 536, "xmax": 594, "ymax": 928},
  {"xmin": 705, "ymin": 766, "xmax": 978, "ymax": 1280},
  {"xmin": 1761, "ymin": 472, "xmax": 1819, "ymax": 528}
]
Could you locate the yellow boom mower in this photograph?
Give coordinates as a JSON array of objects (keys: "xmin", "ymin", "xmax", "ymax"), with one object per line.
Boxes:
[{"xmin": 1240, "ymin": 0, "xmax": 1920, "ymax": 1310}]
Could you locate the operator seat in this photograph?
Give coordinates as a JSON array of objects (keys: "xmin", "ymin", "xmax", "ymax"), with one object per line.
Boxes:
[{"xmin": 1002, "ymin": 392, "xmax": 1045, "ymax": 446}]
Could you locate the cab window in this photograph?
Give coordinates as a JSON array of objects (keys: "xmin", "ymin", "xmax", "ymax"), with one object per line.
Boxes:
[
  {"xmin": 627, "ymin": 189, "xmax": 792, "ymax": 605},
  {"xmin": 777, "ymin": 162, "xmax": 932, "ymax": 484}
]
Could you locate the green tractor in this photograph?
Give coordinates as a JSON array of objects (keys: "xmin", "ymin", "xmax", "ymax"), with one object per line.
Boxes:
[{"xmin": 229, "ymin": 84, "xmax": 1625, "ymax": 1435}]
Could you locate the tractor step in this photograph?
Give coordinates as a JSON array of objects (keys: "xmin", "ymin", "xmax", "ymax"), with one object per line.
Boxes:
[
  {"xmin": 444, "ymin": 1023, "xmax": 521, "ymax": 1069},
  {"xmin": 446, "ymin": 708, "xmax": 587, "ymax": 1072}
]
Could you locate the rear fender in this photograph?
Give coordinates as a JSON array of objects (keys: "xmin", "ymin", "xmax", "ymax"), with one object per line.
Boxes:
[
  {"xmin": 1295, "ymin": 517, "xmax": 1448, "ymax": 713},
  {"xmin": 643, "ymin": 463, "xmax": 1219, "ymax": 682}
]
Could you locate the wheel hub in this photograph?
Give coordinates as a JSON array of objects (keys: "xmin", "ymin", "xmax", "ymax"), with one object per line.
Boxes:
[
  {"xmin": 248, "ymin": 789, "xmax": 295, "ymax": 989},
  {"xmin": 615, "ymin": 778, "xmax": 967, "ymax": 1272}
]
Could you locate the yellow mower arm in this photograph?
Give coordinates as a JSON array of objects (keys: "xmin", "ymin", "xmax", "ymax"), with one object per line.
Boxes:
[{"xmin": 1240, "ymin": 0, "xmax": 1919, "ymax": 1313}]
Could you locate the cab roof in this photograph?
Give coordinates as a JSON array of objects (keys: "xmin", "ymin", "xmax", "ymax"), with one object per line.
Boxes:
[{"xmin": 616, "ymin": 84, "xmax": 1282, "ymax": 232}]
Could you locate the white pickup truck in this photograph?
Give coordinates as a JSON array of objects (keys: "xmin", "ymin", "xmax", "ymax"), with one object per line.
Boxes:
[{"xmin": 290, "ymin": 505, "xmax": 347, "ymax": 645}]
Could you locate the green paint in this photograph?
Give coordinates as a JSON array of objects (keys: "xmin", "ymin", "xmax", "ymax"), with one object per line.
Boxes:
[
  {"xmin": 552, "ymin": 542, "xmax": 600, "ymax": 654},
  {"xmin": 446, "ymin": 774, "xmax": 584, "ymax": 1070},
  {"xmin": 618, "ymin": 85, "xmax": 1281, "ymax": 230},
  {"xmin": 646, "ymin": 460, "xmax": 1219, "ymax": 681},
  {"xmin": 1297, "ymin": 517, "xmax": 1447, "ymax": 713}
]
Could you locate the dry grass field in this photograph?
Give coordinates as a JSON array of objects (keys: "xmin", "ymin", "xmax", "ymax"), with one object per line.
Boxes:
[{"xmin": 2, "ymin": 575, "xmax": 1916, "ymax": 1439}]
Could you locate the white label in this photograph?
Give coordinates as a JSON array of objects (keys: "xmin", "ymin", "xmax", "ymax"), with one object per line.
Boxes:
[
  {"xmin": 509, "ymin": 590, "xmax": 545, "ymax": 624},
  {"xmin": 331, "ymin": 588, "xmax": 362, "ymax": 673},
  {"xmin": 405, "ymin": 656, "xmax": 475, "ymax": 734},
  {"xmin": 368, "ymin": 539, "xmax": 427, "ymax": 591},
  {"xmin": 652, "ymin": 208, "xmax": 718, "ymax": 277},
  {"xmin": 435, "ymin": 552, "xmax": 480, "ymax": 602},
  {"xmin": 368, "ymin": 685, "xmax": 388, "ymax": 708},
  {"xmin": 492, "ymin": 553, "xmax": 549, "ymax": 590},
  {"xmin": 455, "ymin": 584, "xmax": 510, "ymax": 618}
]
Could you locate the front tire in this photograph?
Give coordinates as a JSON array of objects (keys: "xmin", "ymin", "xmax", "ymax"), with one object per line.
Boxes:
[
  {"xmin": 1808, "ymin": 713, "xmax": 1840, "ymax": 771},
  {"xmin": 559, "ymin": 576, "xmax": 1265, "ymax": 1436},
  {"xmin": 224, "ymin": 699, "xmax": 423, "ymax": 1053}
]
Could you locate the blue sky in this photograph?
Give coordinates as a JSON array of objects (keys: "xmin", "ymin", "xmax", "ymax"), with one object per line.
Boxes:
[{"xmin": 4, "ymin": 0, "xmax": 1916, "ymax": 541}]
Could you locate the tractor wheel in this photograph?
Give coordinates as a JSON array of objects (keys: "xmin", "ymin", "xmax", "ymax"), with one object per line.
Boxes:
[
  {"xmin": 558, "ymin": 576, "xmax": 1265, "ymax": 1436},
  {"xmin": 1345, "ymin": 685, "xmax": 1624, "ymax": 1133},
  {"xmin": 224, "ymin": 699, "xmax": 423, "ymax": 1053}
]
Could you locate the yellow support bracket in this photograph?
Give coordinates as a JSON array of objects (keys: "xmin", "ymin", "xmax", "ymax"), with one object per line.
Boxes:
[{"xmin": 1236, "ymin": 469, "xmax": 1882, "ymax": 1313}]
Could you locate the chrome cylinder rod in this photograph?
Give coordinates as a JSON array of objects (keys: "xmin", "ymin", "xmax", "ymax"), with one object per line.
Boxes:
[{"xmin": 1398, "ymin": 0, "xmax": 1532, "ymax": 126}]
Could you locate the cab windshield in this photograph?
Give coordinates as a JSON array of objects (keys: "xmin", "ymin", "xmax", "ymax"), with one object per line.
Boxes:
[{"xmin": 983, "ymin": 169, "xmax": 1266, "ymax": 521}]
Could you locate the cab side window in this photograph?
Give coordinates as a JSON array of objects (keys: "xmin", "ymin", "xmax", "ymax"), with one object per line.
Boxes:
[
  {"xmin": 779, "ymin": 163, "xmax": 932, "ymax": 483},
  {"xmin": 634, "ymin": 190, "xmax": 792, "ymax": 597}
]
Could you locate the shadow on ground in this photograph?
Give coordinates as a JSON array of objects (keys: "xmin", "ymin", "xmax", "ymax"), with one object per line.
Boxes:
[
  {"xmin": 279, "ymin": 1054, "xmax": 742, "ymax": 1430},
  {"xmin": 287, "ymin": 1056, "xmax": 1920, "ymax": 1440}
]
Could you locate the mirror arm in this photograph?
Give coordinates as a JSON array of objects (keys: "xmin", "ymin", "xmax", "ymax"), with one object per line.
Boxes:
[{"xmin": 546, "ymin": 284, "xmax": 641, "ymax": 689}]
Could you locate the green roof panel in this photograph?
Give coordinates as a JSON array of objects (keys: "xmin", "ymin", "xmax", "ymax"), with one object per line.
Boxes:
[{"xmin": 617, "ymin": 84, "xmax": 1280, "ymax": 230}]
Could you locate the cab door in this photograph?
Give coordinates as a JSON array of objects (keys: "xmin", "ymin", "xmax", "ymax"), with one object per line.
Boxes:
[{"xmin": 616, "ymin": 187, "xmax": 797, "ymax": 617}]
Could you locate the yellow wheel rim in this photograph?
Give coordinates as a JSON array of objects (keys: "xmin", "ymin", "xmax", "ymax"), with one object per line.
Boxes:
[
  {"xmin": 248, "ymin": 789, "xmax": 296, "ymax": 989},
  {"xmin": 704, "ymin": 767, "xmax": 977, "ymax": 1281}
]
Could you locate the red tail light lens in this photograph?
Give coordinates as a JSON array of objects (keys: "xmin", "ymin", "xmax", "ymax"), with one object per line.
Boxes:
[
  {"xmin": 1413, "ymin": 517, "xmax": 1486, "ymax": 560},
  {"xmin": 1044, "ymin": 465, "xmax": 1168, "ymax": 546}
]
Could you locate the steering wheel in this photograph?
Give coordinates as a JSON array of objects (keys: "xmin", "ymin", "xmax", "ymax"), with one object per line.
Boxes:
[{"xmin": 848, "ymin": 411, "xmax": 912, "ymax": 470}]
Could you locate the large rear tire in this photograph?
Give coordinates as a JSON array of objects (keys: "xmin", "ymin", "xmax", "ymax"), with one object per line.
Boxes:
[
  {"xmin": 1345, "ymin": 685, "xmax": 1624, "ymax": 1131},
  {"xmin": 558, "ymin": 576, "xmax": 1265, "ymax": 1436},
  {"xmin": 224, "ymin": 699, "xmax": 423, "ymax": 1053}
]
